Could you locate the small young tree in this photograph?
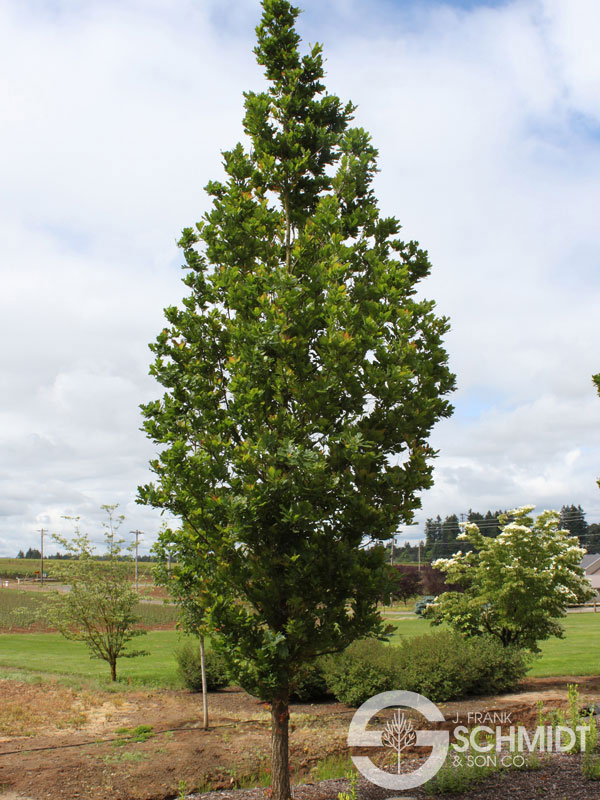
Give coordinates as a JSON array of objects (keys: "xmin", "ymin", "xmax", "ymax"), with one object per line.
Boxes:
[
  {"xmin": 139, "ymin": 1, "xmax": 454, "ymax": 796},
  {"xmin": 153, "ymin": 529, "xmax": 215, "ymax": 730},
  {"xmin": 46, "ymin": 507, "xmax": 147, "ymax": 681},
  {"xmin": 427, "ymin": 506, "xmax": 594, "ymax": 652}
]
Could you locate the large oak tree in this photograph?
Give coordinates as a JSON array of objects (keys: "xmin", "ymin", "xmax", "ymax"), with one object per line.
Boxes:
[{"xmin": 139, "ymin": 2, "xmax": 454, "ymax": 797}]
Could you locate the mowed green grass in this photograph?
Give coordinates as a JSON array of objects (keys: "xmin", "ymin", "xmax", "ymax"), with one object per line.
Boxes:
[
  {"xmin": 529, "ymin": 613, "xmax": 600, "ymax": 677},
  {"xmin": 385, "ymin": 612, "xmax": 600, "ymax": 677},
  {"xmin": 1, "ymin": 612, "xmax": 598, "ymax": 689},
  {"xmin": 0, "ymin": 630, "xmax": 186, "ymax": 686}
]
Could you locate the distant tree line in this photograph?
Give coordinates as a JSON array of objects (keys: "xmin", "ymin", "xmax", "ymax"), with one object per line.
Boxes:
[
  {"xmin": 16, "ymin": 549, "xmax": 157, "ymax": 562},
  {"xmin": 16, "ymin": 548, "xmax": 42, "ymax": 559},
  {"xmin": 388, "ymin": 503, "xmax": 600, "ymax": 564}
]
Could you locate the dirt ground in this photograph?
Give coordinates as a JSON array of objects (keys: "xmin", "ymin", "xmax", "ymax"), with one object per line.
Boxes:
[{"xmin": 1, "ymin": 675, "xmax": 600, "ymax": 800}]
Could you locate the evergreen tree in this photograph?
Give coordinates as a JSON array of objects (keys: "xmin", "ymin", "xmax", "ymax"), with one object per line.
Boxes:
[
  {"xmin": 587, "ymin": 523, "xmax": 600, "ymax": 553},
  {"xmin": 139, "ymin": 2, "xmax": 454, "ymax": 796},
  {"xmin": 483, "ymin": 509, "xmax": 502, "ymax": 537},
  {"xmin": 559, "ymin": 504, "xmax": 588, "ymax": 543},
  {"xmin": 467, "ymin": 510, "xmax": 484, "ymax": 525},
  {"xmin": 442, "ymin": 513, "xmax": 460, "ymax": 544},
  {"xmin": 425, "ymin": 515, "xmax": 442, "ymax": 557}
]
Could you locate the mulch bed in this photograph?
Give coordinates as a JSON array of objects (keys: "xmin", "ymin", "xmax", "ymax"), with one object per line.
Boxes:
[{"xmin": 189, "ymin": 753, "xmax": 600, "ymax": 800}]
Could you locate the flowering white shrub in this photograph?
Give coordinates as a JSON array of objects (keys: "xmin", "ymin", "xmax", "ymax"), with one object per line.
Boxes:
[{"xmin": 426, "ymin": 506, "xmax": 595, "ymax": 652}]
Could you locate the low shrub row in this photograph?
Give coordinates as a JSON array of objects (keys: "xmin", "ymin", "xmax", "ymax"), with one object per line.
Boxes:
[
  {"xmin": 176, "ymin": 631, "xmax": 529, "ymax": 706},
  {"xmin": 322, "ymin": 631, "xmax": 529, "ymax": 705}
]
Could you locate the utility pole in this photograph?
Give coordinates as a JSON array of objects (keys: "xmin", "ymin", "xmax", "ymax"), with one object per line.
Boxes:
[
  {"xmin": 38, "ymin": 528, "xmax": 46, "ymax": 585},
  {"xmin": 130, "ymin": 530, "xmax": 143, "ymax": 592},
  {"xmin": 390, "ymin": 533, "xmax": 395, "ymax": 566}
]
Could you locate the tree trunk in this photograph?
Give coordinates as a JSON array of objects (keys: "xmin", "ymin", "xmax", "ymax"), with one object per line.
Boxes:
[
  {"xmin": 110, "ymin": 659, "xmax": 117, "ymax": 682},
  {"xmin": 270, "ymin": 695, "xmax": 291, "ymax": 800},
  {"xmin": 200, "ymin": 635, "xmax": 209, "ymax": 730}
]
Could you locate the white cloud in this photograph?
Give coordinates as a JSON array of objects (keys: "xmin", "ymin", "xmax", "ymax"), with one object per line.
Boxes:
[{"xmin": 1, "ymin": 0, "xmax": 600, "ymax": 555}]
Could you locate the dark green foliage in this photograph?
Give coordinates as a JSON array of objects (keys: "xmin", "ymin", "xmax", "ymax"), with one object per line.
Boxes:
[
  {"xmin": 560, "ymin": 504, "xmax": 588, "ymax": 542},
  {"xmin": 424, "ymin": 510, "xmax": 509, "ymax": 559},
  {"xmin": 289, "ymin": 661, "xmax": 331, "ymax": 702},
  {"xmin": 175, "ymin": 641, "xmax": 231, "ymax": 692},
  {"xmin": 587, "ymin": 523, "xmax": 600, "ymax": 552},
  {"xmin": 393, "ymin": 631, "xmax": 528, "ymax": 702},
  {"xmin": 140, "ymin": 0, "xmax": 454, "ymax": 705},
  {"xmin": 322, "ymin": 640, "xmax": 397, "ymax": 706},
  {"xmin": 461, "ymin": 635, "xmax": 530, "ymax": 696},
  {"xmin": 139, "ymin": 1, "xmax": 454, "ymax": 794},
  {"xmin": 322, "ymin": 632, "xmax": 528, "ymax": 706}
]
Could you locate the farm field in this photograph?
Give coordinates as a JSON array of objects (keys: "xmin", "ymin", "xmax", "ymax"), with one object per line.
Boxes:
[
  {"xmin": 0, "ymin": 587, "xmax": 178, "ymax": 632},
  {"xmin": 0, "ymin": 556, "xmax": 156, "ymax": 580}
]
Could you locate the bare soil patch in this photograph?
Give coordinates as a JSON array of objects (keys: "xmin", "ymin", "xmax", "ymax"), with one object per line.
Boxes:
[{"xmin": 1, "ymin": 677, "xmax": 600, "ymax": 800}]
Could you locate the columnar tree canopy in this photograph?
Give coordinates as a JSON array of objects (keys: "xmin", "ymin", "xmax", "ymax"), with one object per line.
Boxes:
[{"xmin": 139, "ymin": 0, "xmax": 454, "ymax": 712}]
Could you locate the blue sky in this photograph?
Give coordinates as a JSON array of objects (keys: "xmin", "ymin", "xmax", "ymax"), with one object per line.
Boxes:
[{"xmin": 1, "ymin": 0, "xmax": 599, "ymax": 554}]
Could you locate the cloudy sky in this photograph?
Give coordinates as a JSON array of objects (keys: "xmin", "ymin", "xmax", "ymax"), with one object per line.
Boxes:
[{"xmin": 1, "ymin": 0, "xmax": 599, "ymax": 556}]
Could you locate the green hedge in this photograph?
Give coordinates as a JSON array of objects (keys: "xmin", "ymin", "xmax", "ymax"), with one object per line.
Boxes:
[
  {"xmin": 175, "ymin": 631, "xmax": 528, "ymax": 704},
  {"xmin": 322, "ymin": 632, "xmax": 528, "ymax": 706}
]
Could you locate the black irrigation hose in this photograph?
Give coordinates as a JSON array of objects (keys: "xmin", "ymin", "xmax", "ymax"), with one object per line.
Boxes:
[
  {"xmin": 0, "ymin": 720, "xmax": 261, "ymax": 757},
  {"xmin": 0, "ymin": 706, "xmax": 354, "ymax": 758}
]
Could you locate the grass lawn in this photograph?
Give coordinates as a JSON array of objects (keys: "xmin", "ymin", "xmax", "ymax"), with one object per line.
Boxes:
[
  {"xmin": 530, "ymin": 612, "xmax": 600, "ymax": 677},
  {"xmin": 384, "ymin": 611, "xmax": 600, "ymax": 677},
  {"xmin": 0, "ymin": 629, "xmax": 186, "ymax": 687},
  {"xmin": 1, "ymin": 612, "xmax": 599, "ymax": 689}
]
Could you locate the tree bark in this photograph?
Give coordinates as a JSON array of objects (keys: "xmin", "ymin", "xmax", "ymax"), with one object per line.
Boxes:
[
  {"xmin": 270, "ymin": 695, "xmax": 291, "ymax": 800},
  {"xmin": 110, "ymin": 659, "xmax": 117, "ymax": 682}
]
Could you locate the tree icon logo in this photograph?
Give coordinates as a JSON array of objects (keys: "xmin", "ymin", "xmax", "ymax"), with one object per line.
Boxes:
[
  {"xmin": 348, "ymin": 690, "xmax": 449, "ymax": 790},
  {"xmin": 382, "ymin": 710, "xmax": 417, "ymax": 773}
]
